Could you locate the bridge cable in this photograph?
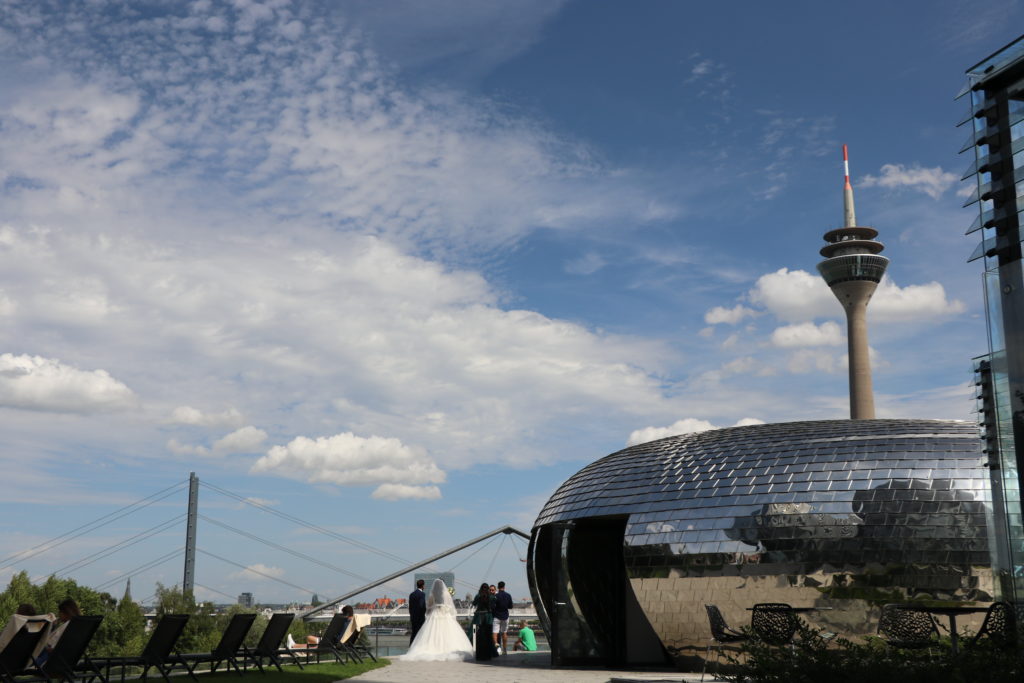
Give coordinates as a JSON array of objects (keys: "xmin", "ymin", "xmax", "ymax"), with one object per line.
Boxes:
[
  {"xmin": 0, "ymin": 481, "xmax": 188, "ymax": 571},
  {"xmin": 193, "ymin": 582, "xmax": 239, "ymax": 602},
  {"xmin": 198, "ymin": 514, "xmax": 371, "ymax": 583},
  {"xmin": 480, "ymin": 533, "xmax": 506, "ymax": 584},
  {"xmin": 199, "ymin": 481, "xmax": 412, "ymax": 565},
  {"xmin": 197, "ymin": 548, "xmax": 321, "ymax": 597},
  {"xmin": 93, "ymin": 547, "xmax": 184, "ymax": 592},
  {"xmin": 36, "ymin": 514, "xmax": 185, "ymax": 582}
]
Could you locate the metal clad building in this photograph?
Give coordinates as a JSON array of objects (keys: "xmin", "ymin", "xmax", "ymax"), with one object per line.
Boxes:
[{"xmin": 527, "ymin": 419, "xmax": 991, "ymax": 668}]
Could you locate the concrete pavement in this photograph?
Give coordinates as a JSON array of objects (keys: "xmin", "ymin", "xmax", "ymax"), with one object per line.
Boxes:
[{"xmin": 348, "ymin": 652, "xmax": 717, "ymax": 682}]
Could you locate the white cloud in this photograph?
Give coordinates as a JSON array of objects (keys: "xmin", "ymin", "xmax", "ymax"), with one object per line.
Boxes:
[
  {"xmin": 564, "ymin": 252, "xmax": 606, "ymax": 275},
  {"xmin": 169, "ymin": 406, "xmax": 246, "ymax": 428},
  {"xmin": 748, "ymin": 268, "xmax": 837, "ymax": 322},
  {"xmin": 252, "ymin": 432, "xmax": 446, "ymax": 489},
  {"xmin": 771, "ymin": 321, "xmax": 843, "ymax": 347},
  {"xmin": 872, "ymin": 279, "xmax": 966, "ymax": 319},
  {"xmin": 371, "ymin": 484, "xmax": 442, "ymax": 501},
  {"xmin": 860, "ymin": 164, "xmax": 957, "ymax": 200},
  {"xmin": 704, "ymin": 304, "xmax": 757, "ymax": 325},
  {"xmin": 626, "ymin": 416, "xmax": 763, "ymax": 446},
  {"xmin": 748, "ymin": 268, "xmax": 964, "ymax": 323},
  {"xmin": 229, "ymin": 563, "xmax": 285, "ymax": 581},
  {"xmin": 786, "ymin": 349, "xmax": 842, "ymax": 374},
  {"xmin": 0, "ymin": 353, "xmax": 135, "ymax": 413},
  {"xmin": 213, "ymin": 426, "xmax": 268, "ymax": 454}
]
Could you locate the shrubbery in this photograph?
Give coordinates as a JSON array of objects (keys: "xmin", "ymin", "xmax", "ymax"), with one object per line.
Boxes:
[
  {"xmin": 1, "ymin": 571, "xmax": 320, "ymax": 657},
  {"xmin": 721, "ymin": 621, "xmax": 1022, "ymax": 683}
]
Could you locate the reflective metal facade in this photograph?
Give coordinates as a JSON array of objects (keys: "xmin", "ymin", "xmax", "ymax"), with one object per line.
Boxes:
[{"xmin": 528, "ymin": 419, "xmax": 991, "ymax": 667}]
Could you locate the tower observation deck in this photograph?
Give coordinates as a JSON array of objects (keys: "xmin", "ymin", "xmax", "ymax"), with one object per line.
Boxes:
[{"xmin": 816, "ymin": 145, "xmax": 889, "ymax": 419}]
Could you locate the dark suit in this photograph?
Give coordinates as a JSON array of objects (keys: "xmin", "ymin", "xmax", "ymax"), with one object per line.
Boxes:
[{"xmin": 408, "ymin": 587, "xmax": 426, "ymax": 643}]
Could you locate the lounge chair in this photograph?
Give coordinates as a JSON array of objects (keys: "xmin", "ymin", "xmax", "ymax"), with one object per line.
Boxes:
[
  {"xmin": 243, "ymin": 614, "xmax": 304, "ymax": 673},
  {"xmin": 0, "ymin": 619, "xmax": 52, "ymax": 683},
  {"xmin": 19, "ymin": 615, "xmax": 106, "ymax": 683},
  {"xmin": 171, "ymin": 613, "xmax": 256, "ymax": 676},
  {"xmin": 305, "ymin": 614, "xmax": 358, "ymax": 665},
  {"xmin": 92, "ymin": 614, "xmax": 191, "ymax": 683},
  {"xmin": 342, "ymin": 614, "xmax": 375, "ymax": 663}
]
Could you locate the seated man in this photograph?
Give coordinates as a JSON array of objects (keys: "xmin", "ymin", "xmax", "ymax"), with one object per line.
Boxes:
[{"xmin": 512, "ymin": 622, "xmax": 537, "ymax": 651}]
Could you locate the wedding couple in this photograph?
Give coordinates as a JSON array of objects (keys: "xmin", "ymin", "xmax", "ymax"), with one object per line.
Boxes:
[{"xmin": 402, "ymin": 578, "xmax": 474, "ymax": 661}]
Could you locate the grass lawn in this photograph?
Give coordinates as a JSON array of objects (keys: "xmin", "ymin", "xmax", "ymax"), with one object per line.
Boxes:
[{"xmin": 205, "ymin": 659, "xmax": 390, "ymax": 683}]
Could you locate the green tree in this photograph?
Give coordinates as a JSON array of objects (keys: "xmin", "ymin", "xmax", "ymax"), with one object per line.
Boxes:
[{"xmin": 154, "ymin": 584, "xmax": 219, "ymax": 652}]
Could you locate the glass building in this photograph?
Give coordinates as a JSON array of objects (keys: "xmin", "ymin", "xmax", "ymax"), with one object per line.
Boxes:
[
  {"xmin": 527, "ymin": 420, "xmax": 991, "ymax": 668},
  {"xmin": 960, "ymin": 34, "xmax": 1024, "ymax": 606}
]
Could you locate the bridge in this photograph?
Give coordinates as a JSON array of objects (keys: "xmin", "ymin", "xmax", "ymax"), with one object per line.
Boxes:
[{"xmin": 3, "ymin": 472, "xmax": 535, "ymax": 613}]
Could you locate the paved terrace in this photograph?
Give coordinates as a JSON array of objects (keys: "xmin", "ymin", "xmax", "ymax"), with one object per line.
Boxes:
[{"xmin": 350, "ymin": 652, "xmax": 715, "ymax": 683}]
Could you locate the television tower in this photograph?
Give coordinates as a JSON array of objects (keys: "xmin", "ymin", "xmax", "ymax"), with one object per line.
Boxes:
[{"xmin": 817, "ymin": 145, "xmax": 889, "ymax": 419}]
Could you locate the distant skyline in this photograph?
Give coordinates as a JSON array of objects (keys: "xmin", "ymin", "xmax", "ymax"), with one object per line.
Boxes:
[{"xmin": 1, "ymin": 0, "xmax": 1021, "ymax": 603}]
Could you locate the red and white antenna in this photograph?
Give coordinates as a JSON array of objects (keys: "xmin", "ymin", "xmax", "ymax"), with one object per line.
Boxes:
[{"xmin": 842, "ymin": 144, "xmax": 857, "ymax": 227}]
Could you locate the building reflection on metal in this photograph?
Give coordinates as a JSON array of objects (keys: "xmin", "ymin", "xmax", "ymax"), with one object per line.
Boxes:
[{"xmin": 527, "ymin": 420, "xmax": 992, "ymax": 668}]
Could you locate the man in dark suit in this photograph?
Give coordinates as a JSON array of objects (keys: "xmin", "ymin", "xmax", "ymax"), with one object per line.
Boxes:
[{"xmin": 408, "ymin": 579, "xmax": 426, "ymax": 643}]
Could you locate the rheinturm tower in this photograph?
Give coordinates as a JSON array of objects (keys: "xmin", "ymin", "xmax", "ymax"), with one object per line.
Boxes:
[{"xmin": 817, "ymin": 145, "xmax": 889, "ymax": 419}]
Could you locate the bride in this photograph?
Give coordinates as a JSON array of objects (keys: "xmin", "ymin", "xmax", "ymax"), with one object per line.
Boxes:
[{"xmin": 402, "ymin": 578, "xmax": 474, "ymax": 661}]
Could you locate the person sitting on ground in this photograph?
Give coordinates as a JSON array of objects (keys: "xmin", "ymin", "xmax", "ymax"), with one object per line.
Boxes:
[{"xmin": 513, "ymin": 622, "xmax": 537, "ymax": 651}]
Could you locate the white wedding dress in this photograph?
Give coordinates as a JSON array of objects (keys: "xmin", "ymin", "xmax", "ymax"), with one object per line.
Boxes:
[{"xmin": 402, "ymin": 579, "xmax": 474, "ymax": 661}]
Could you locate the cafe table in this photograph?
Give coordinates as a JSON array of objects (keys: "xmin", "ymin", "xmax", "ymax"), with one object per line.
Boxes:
[{"xmin": 896, "ymin": 605, "xmax": 988, "ymax": 655}]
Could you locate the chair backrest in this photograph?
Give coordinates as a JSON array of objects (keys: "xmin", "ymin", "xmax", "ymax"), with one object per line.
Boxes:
[
  {"xmin": 318, "ymin": 614, "xmax": 348, "ymax": 646},
  {"xmin": 0, "ymin": 620, "xmax": 49, "ymax": 676},
  {"xmin": 141, "ymin": 614, "xmax": 190, "ymax": 663},
  {"xmin": 211, "ymin": 613, "xmax": 257, "ymax": 658},
  {"xmin": 974, "ymin": 601, "xmax": 1018, "ymax": 648},
  {"xmin": 44, "ymin": 616, "xmax": 104, "ymax": 677},
  {"xmin": 750, "ymin": 603, "xmax": 798, "ymax": 646},
  {"xmin": 256, "ymin": 614, "xmax": 294, "ymax": 654},
  {"xmin": 705, "ymin": 605, "xmax": 733, "ymax": 640},
  {"xmin": 878, "ymin": 605, "xmax": 938, "ymax": 646}
]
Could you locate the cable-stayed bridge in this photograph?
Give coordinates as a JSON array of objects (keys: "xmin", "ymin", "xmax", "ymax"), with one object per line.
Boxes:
[{"xmin": 1, "ymin": 472, "xmax": 534, "ymax": 617}]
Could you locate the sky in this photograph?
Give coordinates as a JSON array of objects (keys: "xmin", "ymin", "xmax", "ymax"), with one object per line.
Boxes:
[{"xmin": 0, "ymin": 0, "xmax": 1021, "ymax": 606}]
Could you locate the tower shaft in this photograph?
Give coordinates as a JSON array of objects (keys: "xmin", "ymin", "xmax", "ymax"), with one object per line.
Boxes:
[{"xmin": 834, "ymin": 280, "xmax": 878, "ymax": 419}]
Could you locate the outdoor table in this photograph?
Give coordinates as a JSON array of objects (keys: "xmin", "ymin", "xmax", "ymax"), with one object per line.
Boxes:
[
  {"xmin": 745, "ymin": 607, "xmax": 833, "ymax": 612},
  {"xmin": 900, "ymin": 605, "xmax": 988, "ymax": 655}
]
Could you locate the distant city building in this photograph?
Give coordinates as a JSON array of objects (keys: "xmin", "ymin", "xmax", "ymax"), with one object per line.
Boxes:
[
  {"xmin": 960, "ymin": 34, "xmax": 1024, "ymax": 606},
  {"xmin": 414, "ymin": 571, "xmax": 455, "ymax": 590},
  {"xmin": 237, "ymin": 592, "xmax": 254, "ymax": 608}
]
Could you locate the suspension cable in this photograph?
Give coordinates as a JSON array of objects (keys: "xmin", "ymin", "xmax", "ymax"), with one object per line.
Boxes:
[
  {"xmin": 0, "ymin": 481, "xmax": 188, "ymax": 571},
  {"xmin": 197, "ymin": 548, "xmax": 320, "ymax": 597},
  {"xmin": 38, "ymin": 515, "xmax": 185, "ymax": 582},
  {"xmin": 199, "ymin": 514, "xmax": 370, "ymax": 583}
]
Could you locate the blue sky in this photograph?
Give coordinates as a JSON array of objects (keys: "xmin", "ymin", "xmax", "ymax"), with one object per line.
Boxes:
[{"xmin": 0, "ymin": 0, "xmax": 1020, "ymax": 605}]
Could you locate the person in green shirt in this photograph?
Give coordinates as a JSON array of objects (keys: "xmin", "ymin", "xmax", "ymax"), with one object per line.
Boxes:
[{"xmin": 513, "ymin": 622, "xmax": 537, "ymax": 651}]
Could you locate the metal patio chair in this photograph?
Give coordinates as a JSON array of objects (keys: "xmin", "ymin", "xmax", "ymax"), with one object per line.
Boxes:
[
  {"xmin": 701, "ymin": 604, "xmax": 747, "ymax": 682},
  {"xmin": 172, "ymin": 612, "xmax": 256, "ymax": 675},
  {"xmin": 307, "ymin": 614, "xmax": 360, "ymax": 665},
  {"xmin": 341, "ymin": 615, "xmax": 375, "ymax": 663},
  {"xmin": 750, "ymin": 603, "xmax": 798, "ymax": 647},
  {"xmin": 877, "ymin": 604, "xmax": 940, "ymax": 651},
  {"xmin": 968, "ymin": 601, "xmax": 1018, "ymax": 650}
]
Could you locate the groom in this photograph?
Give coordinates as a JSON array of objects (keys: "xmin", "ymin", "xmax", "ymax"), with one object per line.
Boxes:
[{"xmin": 408, "ymin": 579, "xmax": 426, "ymax": 643}]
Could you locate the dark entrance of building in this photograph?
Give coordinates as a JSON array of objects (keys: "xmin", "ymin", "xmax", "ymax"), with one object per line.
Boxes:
[{"xmin": 528, "ymin": 516, "xmax": 667, "ymax": 667}]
